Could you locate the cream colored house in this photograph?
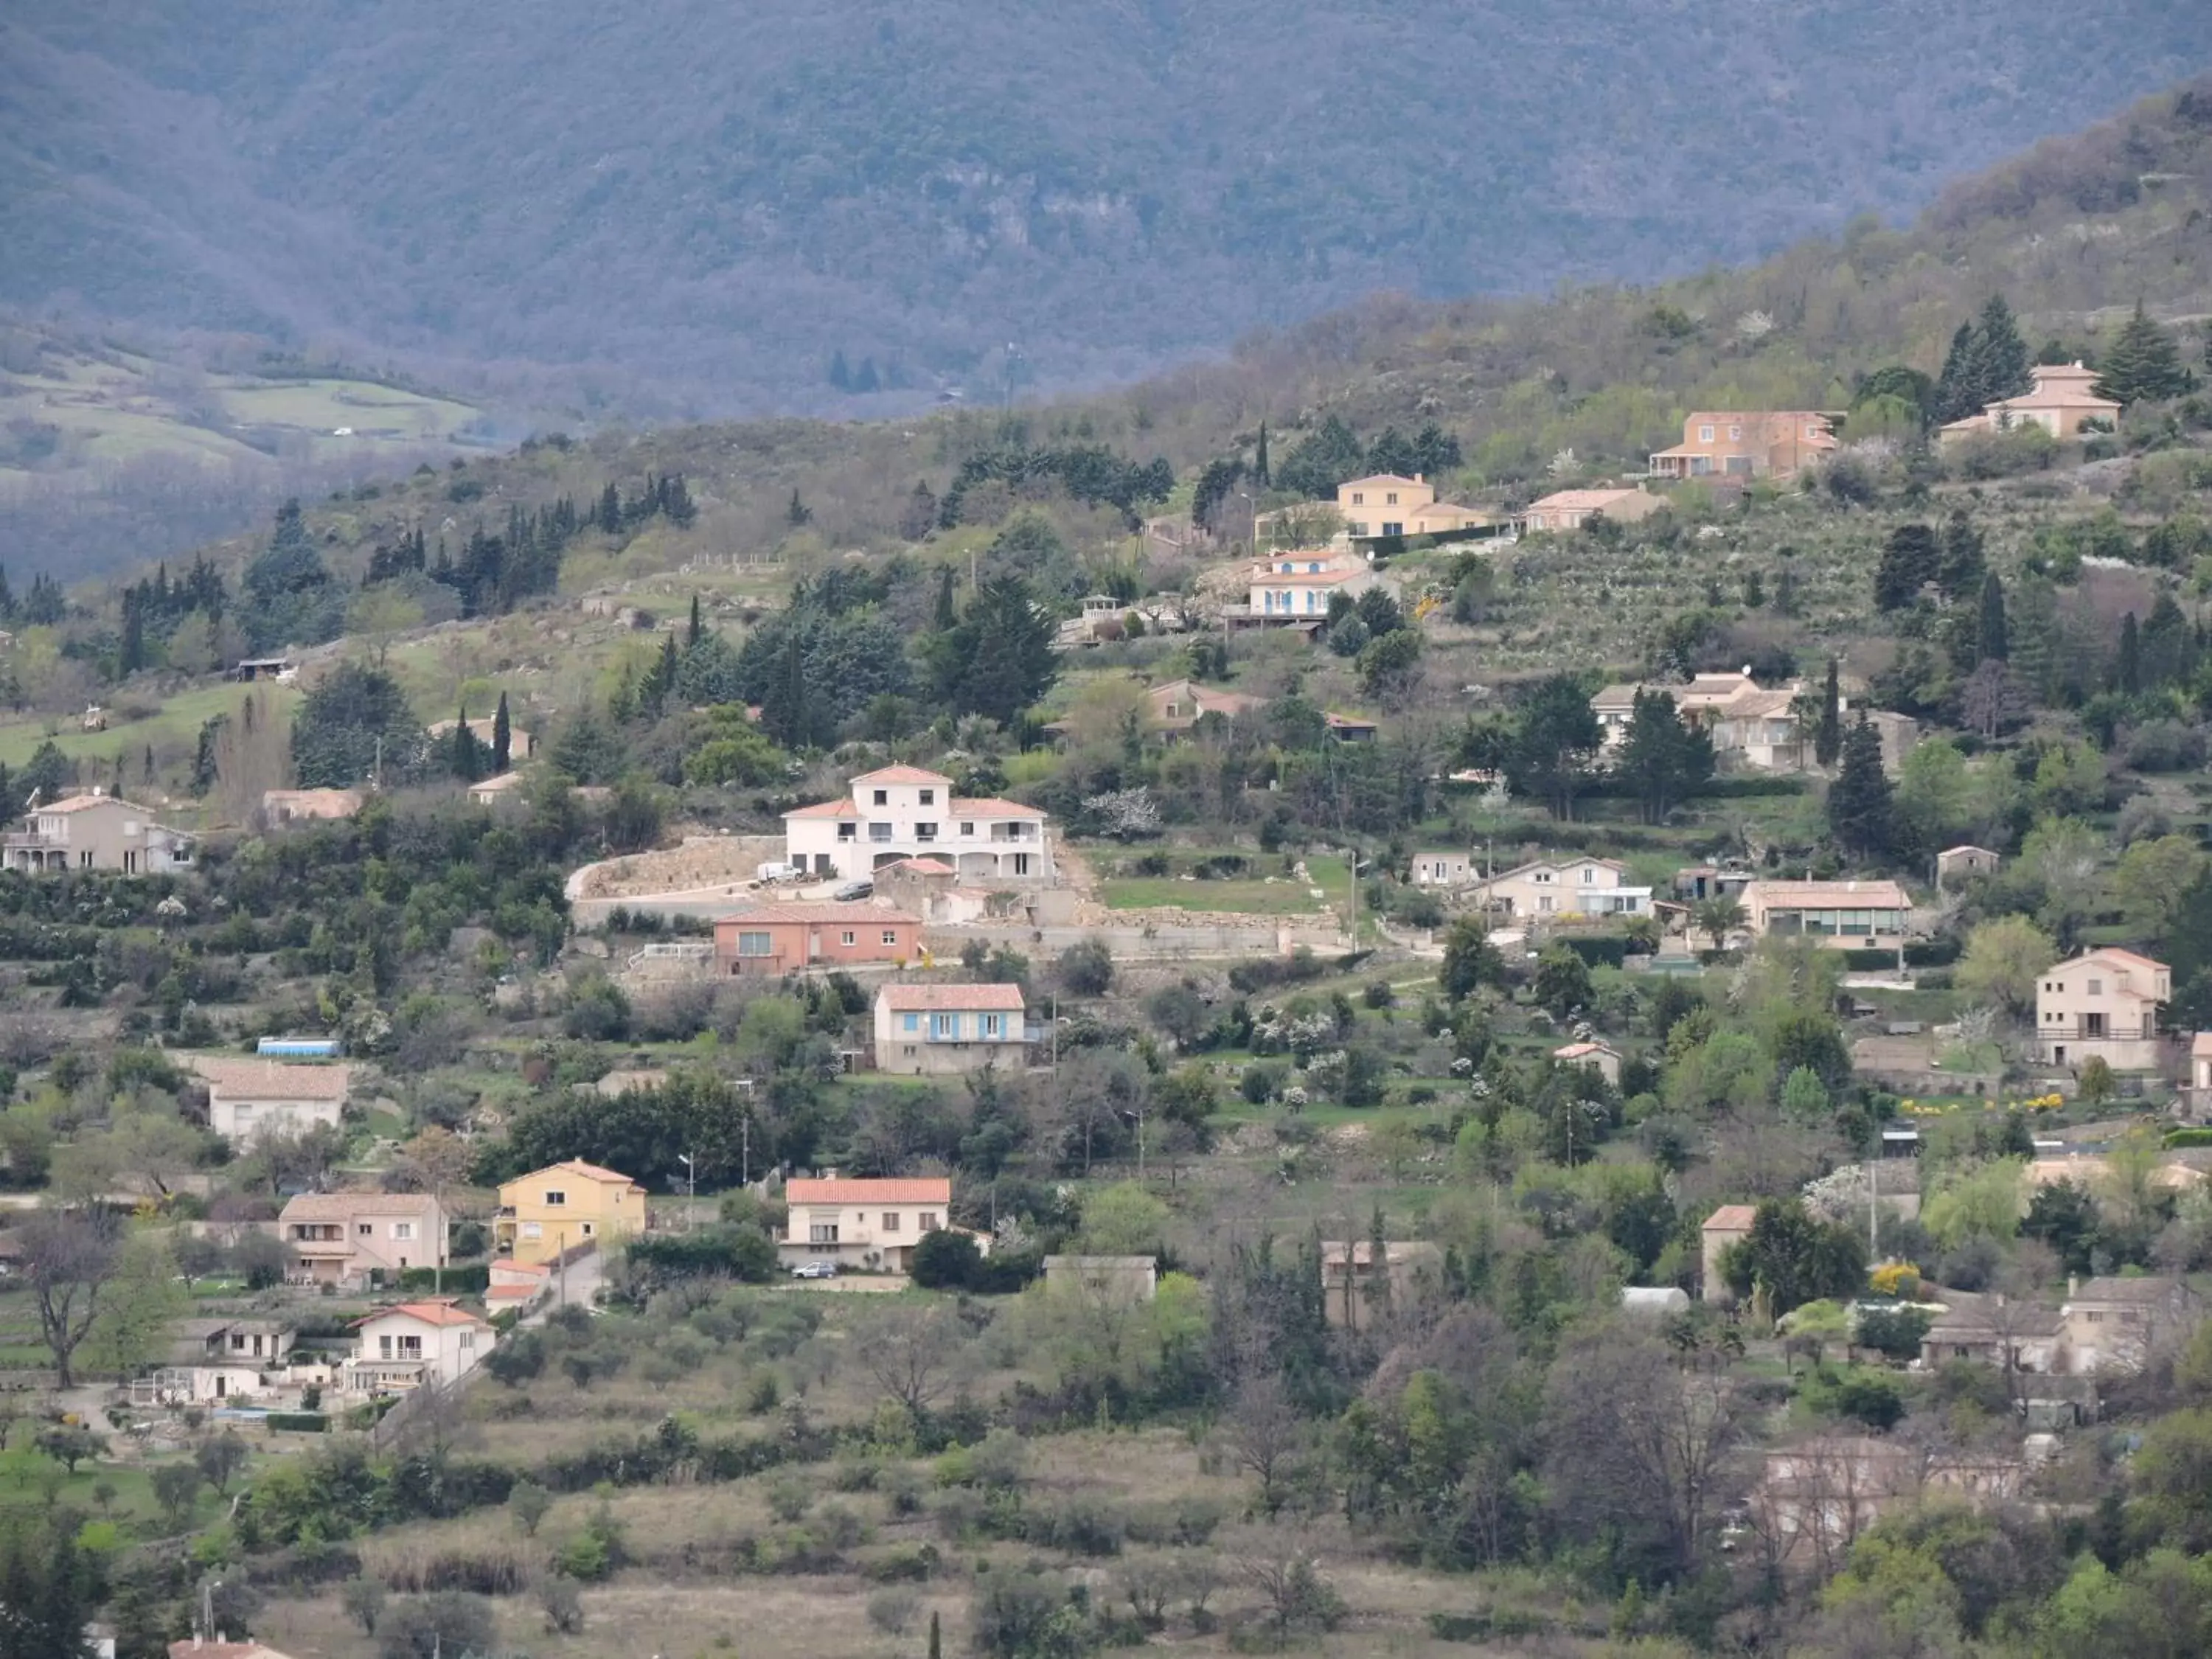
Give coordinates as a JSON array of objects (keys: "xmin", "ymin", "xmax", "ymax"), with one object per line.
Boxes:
[
  {"xmin": 279, "ymin": 1192, "xmax": 448, "ymax": 1286},
  {"xmin": 494, "ymin": 1159, "xmax": 648, "ymax": 1265},
  {"xmin": 1940, "ymin": 364, "xmax": 2120, "ymax": 444},
  {"xmin": 133, "ymin": 1317, "xmax": 296, "ymax": 1406},
  {"xmin": 2035, "ymin": 948, "xmax": 2168, "ymax": 1071},
  {"xmin": 1517, "ymin": 487, "xmax": 1666, "ymax": 534},
  {"xmin": 1145, "ymin": 678, "xmax": 1262, "ymax": 736},
  {"xmin": 1468, "ymin": 857, "xmax": 1650, "ymax": 921},
  {"xmin": 1411, "ymin": 849, "xmax": 1475, "ymax": 888},
  {"xmin": 1554, "ymin": 1040, "xmax": 1622, "ymax": 1087},
  {"xmin": 347, "ymin": 1300, "xmax": 493, "ymax": 1391},
  {"xmin": 2188, "ymin": 1032, "xmax": 2212, "ymax": 1117},
  {"xmin": 1332, "ymin": 473, "xmax": 1488, "ymax": 540},
  {"xmin": 2059, "ymin": 1276, "xmax": 2202, "ymax": 1375},
  {"xmin": 782, "ymin": 1175, "xmax": 984, "ymax": 1272},
  {"xmin": 873, "ymin": 982, "xmax": 1030, "ymax": 1075},
  {"xmin": 1318, "ymin": 1239, "xmax": 1443, "ymax": 1330},
  {"xmin": 1700, "ymin": 1204, "xmax": 1756, "ymax": 1302},
  {"xmin": 1591, "ymin": 670, "xmax": 1874, "ymax": 773},
  {"xmin": 2, "ymin": 791, "xmax": 196, "ymax": 873},
  {"xmin": 1740, "ymin": 880, "xmax": 1912, "ymax": 950},
  {"xmin": 785, "ymin": 765, "xmax": 1051, "ymax": 883},
  {"xmin": 1649, "ymin": 411, "xmax": 1837, "ymax": 479},
  {"xmin": 187, "ymin": 1057, "xmax": 351, "ymax": 1146}
]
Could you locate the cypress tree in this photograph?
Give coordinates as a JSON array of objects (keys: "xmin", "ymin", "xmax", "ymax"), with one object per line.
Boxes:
[
  {"xmin": 2094, "ymin": 302, "xmax": 2190, "ymax": 406},
  {"xmin": 492, "ymin": 692, "xmax": 512, "ymax": 773},
  {"xmin": 1875, "ymin": 524, "xmax": 1939, "ymax": 611},
  {"xmin": 2116, "ymin": 612, "xmax": 2140, "ymax": 695},
  {"xmin": 597, "ymin": 481, "xmax": 622, "ymax": 535},
  {"xmin": 787, "ymin": 489, "xmax": 812, "ymax": 527},
  {"xmin": 933, "ymin": 566, "xmax": 958, "ymax": 632},
  {"xmin": 928, "ymin": 1610, "xmax": 942, "ymax": 1659},
  {"xmin": 1826, "ymin": 716, "xmax": 1894, "ymax": 858},
  {"xmin": 687, "ymin": 593, "xmax": 703, "ymax": 646},
  {"xmin": 451, "ymin": 705, "xmax": 482, "ymax": 782},
  {"xmin": 1935, "ymin": 322, "xmax": 1980, "ymax": 422},
  {"xmin": 0, "ymin": 564, "xmax": 13, "ymax": 620},
  {"xmin": 1253, "ymin": 421, "xmax": 1270, "ymax": 486},
  {"xmin": 1938, "ymin": 509, "xmax": 1984, "ymax": 602},
  {"xmin": 1815, "ymin": 658, "xmax": 1843, "ymax": 768},
  {"xmin": 1976, "ymin": 571, "xmax": 2009, "ymax": 664},
  {"xmin": 828, "ymin": 349, "xmax": 851, "ymax": 390}
]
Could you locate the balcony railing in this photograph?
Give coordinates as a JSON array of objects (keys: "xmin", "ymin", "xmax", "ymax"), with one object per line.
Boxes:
[{"xmin": 2038, "ymin": 1020, "xmax": 2161, "ymax": 1042}]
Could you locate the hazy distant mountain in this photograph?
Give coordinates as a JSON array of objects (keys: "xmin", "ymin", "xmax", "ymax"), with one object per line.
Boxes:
[{"xmin": 2, "ymin": 1, "xmax": 2205, "ymax": 413}]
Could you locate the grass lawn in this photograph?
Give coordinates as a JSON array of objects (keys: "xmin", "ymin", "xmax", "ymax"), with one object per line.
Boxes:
[
  {"xmin": 0, "ymin": 681, "xmax": 301, "ymax": 771},
  {"xmin": 1099, "ymin": 878, "xmax": 1322, "ymax": 914}
]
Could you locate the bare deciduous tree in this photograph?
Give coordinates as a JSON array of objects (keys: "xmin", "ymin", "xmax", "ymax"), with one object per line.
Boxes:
[
  {"xmin": 21, "ymin": 1210, "xmax": 122, "ymax": 1387},
  {"xmin": 863, "ymin": 1304, "xmax": 964, "ymax": 1416},
  {"xmin": 1222, "ymin": 1375, "xmax": 1305, "ymax": 1517}
]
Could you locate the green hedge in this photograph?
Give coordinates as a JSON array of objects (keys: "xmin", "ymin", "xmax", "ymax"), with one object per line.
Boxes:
[
  {"xmin": 395, "ymin": 1265, "xmax": 491, "ymax": 1294},
  {"xmin": 1558, "ymin": 936, "xmax": 1630, "ymax": 969},
  {"xmin": 1904, "ymin": 938, "xmax": 1961, "ymax": 967},
  {"xmin": 1840, "ymin": 949, "xmax": 1905, "ymax": 970},
  {"xmin": 265, "ymin": 1412, "xmax": 329, "ymax": 1434},
  {"xmin": 2165, "ymin": 1128, "xmax": 2212, "ymax": 1149}
]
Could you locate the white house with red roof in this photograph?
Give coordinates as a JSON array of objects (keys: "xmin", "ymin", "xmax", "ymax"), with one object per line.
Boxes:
[
  {"xmin": 873, "ymin": 982, "xmax": 1031, "ymax": 1075},
  {"xmin": 1245, "ymin": 552, "xmax": 1398, "ymax": 623},
  {"xmin": 187, "ymin": 1056, "xmax": 353, "ymax": 1146},
  {"xmin": 785, "ymin": 765, "xmax": 1052, "ymax": 883},
  {"xmin": 779, "ymin": 1174, "xmax": 986, "ymax": 1271},
  {"xmin": 1, "ymin": 790, "xmax": 196, "ymax": 873},
  {"xmin": 346, "ymin": 1299, "xmax": 493, "ymax": 1391},
  {"xmin": 2035, "ymin": 947, "xmax": 2170, "ymax": 1072}
]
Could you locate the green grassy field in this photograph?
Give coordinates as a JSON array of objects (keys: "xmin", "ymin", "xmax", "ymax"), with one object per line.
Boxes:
[
  {"xmin": 1099, "ymin": 877, "xmax": 1324, "ymax": 914},
  {"xmin": 0, "ymin": 682, "xmax": 300, "ymax": 771}
]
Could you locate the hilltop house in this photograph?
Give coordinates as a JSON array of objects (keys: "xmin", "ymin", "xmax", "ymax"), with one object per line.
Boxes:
[
  {"xmin": 1, "ymin": 791, "xmax": 196, "ymax": 874},
  {"xmin": 780, "ymin": 1175, "xmax": 984, "ymax": 1273},
  {"xmin": 1331, "ymin": 473, "xmax": 1489, "ymax": 541},
  {"xmin": 1468, "ymin": 857, "xmax": 1651, "ymax": 921},
  {"xmin": 1411, "ymin": 849, "xmax": 1475, "ymax": 888},
  {"xmin": 1701, "ymin": 1205, "xmax": 1757, "ymax": 1302},
  {"xmin": 872, "ymin": 983, "xmax": 1030, "ymax": 1075},
  {"xmin": 1554, "ymin": 1040, "xmax": 1623, "ymax": 1087},
  {"xmin": 1936, "ymin": 845, "xmax": 2001, "ymax": 888},
  {"xmin": 278, "ymin": 1191, "xmax": 448, "ymax": 1286},
  {"xmin": 347, "ymin": 1300, "xmax": 493, "ymax": 1391},
  {"xmin": 1517, "ymin": 487, "xmax": 1666, "ymax": 534},
  {"xmin": 187, "ymin": 1057, "xmax": 352, "ymax": 1146},
  {"xmin": 1940, "ymin": 363, "xmax": 2120, "ymax": 443},
  {"xmin": 785, "ymin": 765, "xmax": 1051, "ymax": 883},
  {"xmin": 1245, "ymin": 552, "xmax": 1399, "ymax": 624},
  {"xmin": 134, "ymin": 1317, "xmax": 296, "ymax": 1405},
  {"xmin": 1590, "ymin": 670, "xmax": 1917, "ymax": 774},
  {"xmin": 2035, "ymin": 948, "xmax": 2169, "ymax": 1071},
  {"xmin": 2060, "ymin": 1276, "xmax": 2203, "ymax": 1374},
  {"xmin": 1648, "ymin": 411, "xmax": 1837, "ymax": 479},
  {"xmin": 1146, "ymin": 678, "xmax": 1262, "ymax": 737},
  {"xmin": 1741, "ymin": 880, "xmax": 1913, "ymax": 951},
  {"xmin": 493, "ymin": 1160, "xmax": 647, "ymax": 1265},
  {"xmin": 712, "ymin": 902, "xmax": 922, "ymax": 975}
]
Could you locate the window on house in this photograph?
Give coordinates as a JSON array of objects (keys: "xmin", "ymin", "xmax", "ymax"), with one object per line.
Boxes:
[
  {"xmin": 2087, "ymin": 979, "xmax": 2103, "ymax": 995},
  {"xmin": 838, "ymin": 823, "xmax": 857, "ymax": 841},
  {"xmin": 872, "ymin": 789, "xmax": 888, "ymax": 805},
  {"xmin": 400, "ymin": 1335, "xmax": 422, "ymax": 1357},
  {"xmin": 581, "ymin": 1222, "xmax": 594, "ymax": 1237},
  {"xmin": 983, "ymin": 1014, "xmax": 1003, "ymax": 1037},
  {"xmin": 810, "ymin": 1221, "xmax": 840, "ymax": 1244},
  {"xmin": 869, "ymin": 823, "xmax": 892, "ymax": 841},
  {"xmin": 738, "ymin": 931, "xmax": 773, "ymax": 956},
  {"xmin": 841, "ymin": 931, "xmax": 856, "ymax": 946},
  {"xmin": 916, "ymin": 822, "xmax": 936, "ymax": 841},
  {"xmin": 1386, "ymin": 492, "xmax": 1399, "ymax": 505},
  {"xmin": 460, "ymin": 1332, "xmax": 475, "ymax": 1350},
  {"xmin": 358, "ymin": 1223, "xmax": 372, "ymax": 1237},
  {"xmin": 882, "ymin": 931, "xmax": 898, "ymax": 946},
  {"xmin": 903, "ymin": 1013, "xmax": 920, "ymax": 1031},
  {"xmin": 1699, "ymin": 424, "xmax": 1714, "ymax": 442},
  {"xmin": 919, "ymin": 789, "xmax": 934, "ymax": 805},
  {"xmin": 379, "ymin": 1335, "xmax": 394, "ymax": 1358},
  {"xmin": 933, "ymin": 1013, "xmax": 956, "ymax": 1039},
  {"xmin": 393, "ymin": 1222, "xmax": 414, "ymax": 1241},
  {"xmin": 522, "ymin": 1222, "xmax": 543, "ymax": 1239},
  {"xmin": 1728, "ymin": 425, "xmax": 1742, "ymax": 440},
  {"xmin": 882, "ymin": 1212, "xmax": 902, "ymax": 1231},
  {"xmin": 920, "ymin": 1213, "xmax": 940, "ymax": 1231},
  {"xmin": 959, "ymin": 821, "xmax": 974, "ymax": 836},
  {"xmin": 1012, "ymin": 853, "xmax": 1032, "ymax": 875},
  {"xmin": 543, "ymin": 1190, "xmax": 566, "ymax": 1206},
  {"xmin": 1351, "ymin": 492, "xmax": 1364, "ymax": 505}
]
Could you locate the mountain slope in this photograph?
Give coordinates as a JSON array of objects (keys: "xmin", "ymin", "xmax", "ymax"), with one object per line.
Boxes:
[{"xmin": 4, "ymin": 1, "xmax": 2207, "ymax": 413}]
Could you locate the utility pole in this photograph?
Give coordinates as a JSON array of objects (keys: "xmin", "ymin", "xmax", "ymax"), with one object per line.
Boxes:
[
  {"xmin": 741, "ymin": 1113, "xmax": 751, "ymax": 1189},
  {"xmin": 680, "ymin": 1154, "xmax": 696, "ymax": 1233},
  {"xmin": 557, "ymin": 1229, "xmax": 568, "ymax": 1309}
]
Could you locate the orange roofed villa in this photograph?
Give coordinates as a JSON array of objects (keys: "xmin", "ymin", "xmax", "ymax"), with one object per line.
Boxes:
[
  {"xmin": 2035, "ymin": 948, "xmax": 2169, "ymax": 1072},
  {"xmin": 1517, "ymin": 487, "xmax": 1667, "ymax": 535},
  {"xmin": 1940, "ymin": 364, "xmax": 2119, "ymax": 445},
  {"xmin": 778, "ymin": 1175, "xmax": 988, "ymax": 1272},
  {"xmin": 784, "ymin": 765, "xmax": 1051, "ymax": 884},
  {"xmin": 1649, "ymin": 411, "xmax": 1837, "ymax": 479}
]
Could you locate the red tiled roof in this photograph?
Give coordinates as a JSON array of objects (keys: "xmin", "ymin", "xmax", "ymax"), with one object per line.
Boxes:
[
  {"xmin": 787, "ymin": 1177, "xmax": 953, "ymax": 1206},
  {"xmin": 353, "ymin": 1300, "xmax": 489, "ymax": 1329},
  {"xmin": 851, "ymin": 765, "xmax": 953, "ymax": 787},
  {"xmin": 717, "ymin": 902, "xmax": 920, "ymax": 925},
  {"xmin": 1703, "ymin": 1205, "xmax": 1758, "ymax": 1231},
  {"xmin": 2074, "ymin": 947, "xmax": 2168, "ymax": 974},
  {"xmin": 42, "ymin": 792, "xmax": 155, "ymax": 815},
  {"xmin": 1525, "ymin": 488, "xmax": 1647, "ymax": 512},
  {"xmin": 882, "ymin": 857, "xmax": 956, "ymax": 875},
  {"xmin": 786, "ymin": 799, "xmax": 860, "ymax": 819},
  {"xmin": 516, "ymin": 1159, "xmax": 644, "ymax": 1189},
  {"xmin": 949, "ymin": 797, "xmax": 1043, "ymax": 818},
  {"xmin": 877, "ymin": 983, "xmax": 1027, "ymax": 1012}
]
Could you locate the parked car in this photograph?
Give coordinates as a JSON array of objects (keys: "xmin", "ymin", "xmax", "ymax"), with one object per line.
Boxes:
[
  {"xmin": 832, "ymin": 879, "xmax": 874, "ymax": 901},
  {"xmin": 790, "ymin": 1259, "xmax": 839, "ymax": 1279}
]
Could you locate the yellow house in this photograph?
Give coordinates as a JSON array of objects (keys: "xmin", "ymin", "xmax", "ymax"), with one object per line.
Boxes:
[{"xmin": 493, "ymin": 1159, "xmax": 647, "ymax": 1265}]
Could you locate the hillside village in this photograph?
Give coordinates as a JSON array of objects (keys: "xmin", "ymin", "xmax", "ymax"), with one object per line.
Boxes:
[{"xmin": 2, "ymin": 77, "xmax": 2212, "ymax": 1659}]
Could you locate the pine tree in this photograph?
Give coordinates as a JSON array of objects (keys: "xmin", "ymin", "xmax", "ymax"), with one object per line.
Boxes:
[
  {"xmin": 1815, "ymin": 658, "xmax": 1843, "ymax": 769},
  {"xmin": 1972, "ymin": 293, "xmax": 2031, "ymax": 405},
  {"xmin": 1827, "ymin": 716, "xmax": 1894, "ymax": 858},
  {"xmin": 1935, "ymin": 322, "xmax": 1980, "ymax": 422},
  {"xmin": 1976, "ymin": 571, "xmax": 2008, "ymax": 664},
  {"xmin": 933, "ymin": 566, "xmax": 958, "ymax": 632},
  {"xmin": 492, "ymin": 692, "xmax": 512, "ymax": 773},
  {"xmin": 828, "ymin": 349, "xmax": 852, "ymax": 390},
  {"xmin": 0, "ymin": 564, "xmax": 14, "ymax": 621},
  {"xmin": 119, "ymin": 592, "xmax": 146, "ymax": 675},
  {"xmin": 852, "ymin": 356, "xmax": 880, "ymax": 394},
  {"xmin": 899, "ymin": 480, "xmax": 939, "ymax": 542},
  {"xmin": 2093, "ymin": 302, "xmax": 2191, "ymax": 406},
  {"xmin": 597, "ymin": 481, "xmax": 622, "ymax": 535},
  {"xmin": 2116, "ymin": 611, "xmax": 2140, "ymax": 695},
  {"xmin": 1253, "ymin": 421, "xmax": 1270, "ymax": 486},
  {"xmin": 450, "ymin": 705, "xmax": 483, "ymax": 782},
  {"xmin": 648, "ymin": 631, "xmax": 681, "ymax": 713},
  {"xmin": 1874, "ymin": 524, "xmax": 1939, "ymax": 611},
  {"xmin": 1937, "ymin": 509, "xmax": 1984, "ymax": 602},
  {"xmin": 787, "ymin": 489, "xmax": 812, "ymax": 527},
  {"xmin": 687, "ymin": 594, "xmax": 703, "ymax": 647}
]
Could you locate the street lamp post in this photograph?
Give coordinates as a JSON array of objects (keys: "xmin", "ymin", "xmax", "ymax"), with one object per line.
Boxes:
[{"xmin": 678, "ymin": 1154, "xmax": 697, "ymax": 1233}]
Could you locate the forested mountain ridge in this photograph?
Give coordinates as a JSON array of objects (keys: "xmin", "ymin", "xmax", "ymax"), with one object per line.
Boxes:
[{"xmin": 3, "ymin": 0, "xmax": 2207, "ymax": 417}]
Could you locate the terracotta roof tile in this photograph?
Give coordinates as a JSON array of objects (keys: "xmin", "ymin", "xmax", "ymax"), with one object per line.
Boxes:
[
  {"xmin": 354, "ymin": 1299, "xmax": 489, "ymax": 1329},
  {"xmin": 187, "ymin": 1056, "xmax": 352, "ymax": 1102},
  {"xmin": 785, "ymin": 799, "xmax": 860, "ymax": 819},
  {"xmin": 851, "ymin": 765, "xmax": 953, "ymax": 787},
  {"xmin": 948, "ymin": 797, "xmax": 1043, "ymax": 818},
  {"xmin": 1703, "ymin": 1205, "xmax": 1759, "ymax": 1231},
  {"xmin": 717, "ymin": 902, "xmax": 920, "ymax": 925},
  {"xmin": 877, "ymin": 983, "xmax": 1027, "ymax": 1012},
  {"xmin": 787, "ymin": 1177, "xmax": 953, "ymax": 1205}
]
